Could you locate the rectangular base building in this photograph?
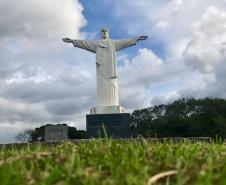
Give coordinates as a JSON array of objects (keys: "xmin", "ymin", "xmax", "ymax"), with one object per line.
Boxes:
[{"xmin": 86, "ymin": 113, "xmax": 131, "ymax": 138}]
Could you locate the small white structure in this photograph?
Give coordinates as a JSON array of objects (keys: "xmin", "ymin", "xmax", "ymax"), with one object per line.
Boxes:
[
  {"xmin": 45, "ymin": 124, "xmax": 68, "ymax": 142},
  {"xmin": 63, "ymin": 28, "xmax": 147, "ymax": 114}
]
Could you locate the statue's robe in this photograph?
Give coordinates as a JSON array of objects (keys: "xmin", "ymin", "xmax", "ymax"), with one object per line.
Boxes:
[{"xmin": 72, "ymin": 38, "xmax": 138, "ymax": 108}]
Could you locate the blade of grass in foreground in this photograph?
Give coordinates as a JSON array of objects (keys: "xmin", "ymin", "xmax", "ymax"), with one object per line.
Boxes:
[{"xmin": 0, "ymin": 140, "xmax": 226, "ymax": 185}]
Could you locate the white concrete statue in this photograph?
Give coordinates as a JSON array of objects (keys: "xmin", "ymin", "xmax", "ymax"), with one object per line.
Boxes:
[{"xmin": 63, "ymin": 28, "xmax": 147, "ymax": 114}]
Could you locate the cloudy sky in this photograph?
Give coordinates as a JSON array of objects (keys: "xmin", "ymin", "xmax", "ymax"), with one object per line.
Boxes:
[{"xmin": 1, "ymin": 0, "xmax": 226, "ymax": 143}]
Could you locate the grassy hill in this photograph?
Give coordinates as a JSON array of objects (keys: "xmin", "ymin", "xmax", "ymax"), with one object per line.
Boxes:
[{"xmin": 0, "ymin": 140, "xmax": 226, "ymax": 185}]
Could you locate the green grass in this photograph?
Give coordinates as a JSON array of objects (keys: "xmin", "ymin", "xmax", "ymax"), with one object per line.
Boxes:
[{"xmin": 0, "ymin": 140, "xmax": 226, "ymax": 185}]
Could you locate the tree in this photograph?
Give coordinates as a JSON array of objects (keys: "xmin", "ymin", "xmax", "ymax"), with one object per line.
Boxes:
[
  {"xmin": 68, "ymin": 126, "xmax": 88, "ymax": 139},
  {"xmin": 15, "ymin": 129, "xmax": 34, "ymax": 143},
  {"xmin": 131, "ymin": 97, "xmax": 226, "ymax": 138}
]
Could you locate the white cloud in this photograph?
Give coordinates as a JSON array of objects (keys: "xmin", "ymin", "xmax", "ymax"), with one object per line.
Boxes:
[
  {"xmin": 118, "ymin": 48, "xmax": 187, "ymax": 109},
  {"xmin": 184, "ymin": 7, "xmax": 226, "ymax": 73},
  {"xmin": 151, "ymin": 91, "xmax": 180, "ymax": 105},
  {"xmin": 0, "ymin": 0, "xmax": 86, "ymax": 40},
  {"xmin": 107, "ymin": 0, "xmax": 226, "ymax": 104},
  {"xmin": 0, "ymin": 0, "xmax": 93, "ymax": 143}
]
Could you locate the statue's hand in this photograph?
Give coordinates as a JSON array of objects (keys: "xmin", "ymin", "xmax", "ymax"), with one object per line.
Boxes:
[
  {"xmin": 137, "ymin": 36, "xmax": 148, "ymax": 41},
  {"xmin": 63, "ymin": 38, "xmax": 72, "ymax": 43}
]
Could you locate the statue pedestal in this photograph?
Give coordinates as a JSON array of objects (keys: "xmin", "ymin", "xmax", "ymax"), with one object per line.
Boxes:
[
  {"xmin": 90, "ymin": 106, "xmax": 125, "ymax": 114},
  {"xmin": 86, "ymin": 113, "xmax": 131, "ymax": 138}
]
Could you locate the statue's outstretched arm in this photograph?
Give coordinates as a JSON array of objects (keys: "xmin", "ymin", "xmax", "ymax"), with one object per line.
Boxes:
[
  {"xmin": 63, "ymin": 38, "xmax": 97, "ymax": 53},
  {"xmin": 114, "ymin": 36, "xmax": 148, "ymax": 52}
]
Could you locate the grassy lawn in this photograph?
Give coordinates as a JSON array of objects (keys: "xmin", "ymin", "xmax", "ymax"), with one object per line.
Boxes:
[{"xmin": 0, "ymin": 140, "xmax": 226, "ymax": 185}]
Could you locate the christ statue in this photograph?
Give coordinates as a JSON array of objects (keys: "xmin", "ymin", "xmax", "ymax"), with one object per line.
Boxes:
[{"xmin": 63, "ymin": 28, "xmax": 147, "ymax": 114}]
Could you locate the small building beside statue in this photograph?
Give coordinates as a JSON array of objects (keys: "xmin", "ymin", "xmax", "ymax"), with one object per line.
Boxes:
[{"xmin": 31, "ymin": 124, "xmax": 87, "ymax": 142}]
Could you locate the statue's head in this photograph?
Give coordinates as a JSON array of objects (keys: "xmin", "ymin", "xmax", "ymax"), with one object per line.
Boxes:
[{"xmin": 101, "ymin": 27, "xmax": 109, "ymax": 40}]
